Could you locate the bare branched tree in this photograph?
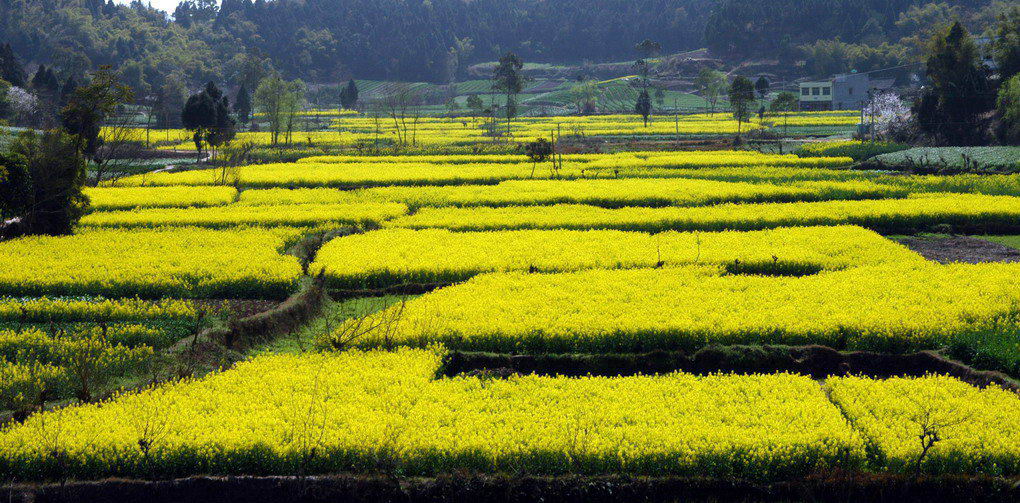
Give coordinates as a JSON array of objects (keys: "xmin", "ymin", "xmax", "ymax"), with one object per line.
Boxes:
[{"xmin": 382, "ymin": 85, "xmax": 424, "ymax": 148}]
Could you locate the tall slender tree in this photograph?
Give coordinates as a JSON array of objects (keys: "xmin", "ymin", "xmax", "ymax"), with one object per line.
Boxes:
[
  {"xmin": 635, "ymin": 89, "xmax": 652, "ymax": 126},
  {"xmin": 728, "ymin": 76, "xmax": 755, "ymax": 139},
  {"xmin": 914, "ymin": 22, "xmax": 992, "ymax": 145},
  {"xmin": 182, "ymin": 82, "xmax": 235, "ymax": 157},
  {"xmin": 234, "ymin": 84, "xmax": 252, "ymax": 125},
  {"xmin": 491, "ymin": 52, "xmax": 529, "ymax": 137},
  {"xmin": 0, "ymin": 43, "xmax": 27, "ymax": 88},
  {"xmin": 339, "ymin": 79, "xmax": 359, "ymax": 109}
]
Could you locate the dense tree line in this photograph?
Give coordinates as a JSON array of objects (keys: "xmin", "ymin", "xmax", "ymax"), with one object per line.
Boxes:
[
  {"xmin": 1, "ymin": 0, "xmax": 713, "ymax": 87},
  {"xmin": 705, "ymin": 0, "xmax": 1004, "ymax": 62},
  {"xmin": 0, "ymin": 0, "xmax": 1010, "ymax": 92}
]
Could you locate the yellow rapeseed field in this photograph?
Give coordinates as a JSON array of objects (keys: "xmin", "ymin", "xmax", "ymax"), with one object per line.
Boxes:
[
  {"xmin": 0, "ymin": 349, "xmax": 868, "ymax": 480},
  {"xmin": 322, "ymin": 263, "xmax": 1020, "ymax": 354},
  {"xmin": 0, "ymin": 227, "xmax": 304, "ymax": 298},
  {"xmin": 311, "ymin": 226, "xmax": 924, "ymax": 288}
]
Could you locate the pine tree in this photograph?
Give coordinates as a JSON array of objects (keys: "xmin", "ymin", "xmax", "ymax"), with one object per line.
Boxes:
[
  {"xmin": 31, "ymin": 65, "xmax": 48, "ymax": 92},
  {"xmin": 59, "ymin": 76, "xmax": 79, "ymax": 108},
  {"xmin": 234, "ymin": 84, "xmax": 252, "ymax": 124},
  {"xmin": 0, "ymin": 43, "xmax": 27, "ymax": 87},
  {"xmin": 340, "ymin": 79, "xmax": 359, "ymax": 109}
]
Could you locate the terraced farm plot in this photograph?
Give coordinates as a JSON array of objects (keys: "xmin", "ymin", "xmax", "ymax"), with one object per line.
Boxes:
[
  {"xmin": 829, "ymin": 375, "xmax": 1020, "ymax": 475},
  {"xmin": 3, "ymin": 349, "xmax": 1017, "ymax": 483},
  {"xmin": 0, "ymin": 349, "xmax": 869, "ymax": 480},
  {"xmin": 0, "ymin": 228, "xmax": 304, "ymax": 299},
  {"xmin": 388, "ymin": 194, "xmax": 1020, "ymax": 233},
  {"xmin": 312, "ymin": 226, "xmax": 925, "ymax": 289},
  {"xmin": 79, "ymin": 201, "xmax": 408, "ymax": 228},
  {"xmin": 85, "ymin": 186, "xmax": 238, "ymax": 211},
  {"xmin": 324, "ymin": 263, "xmax": 1020, "ymax": 363},
  {"xmin": 359, "ymin": 179, "xmax": 906, "ymax": 209},
  {"xmin": 871, "ymin": 146, "xmax": 1020, "ymax": 171}
]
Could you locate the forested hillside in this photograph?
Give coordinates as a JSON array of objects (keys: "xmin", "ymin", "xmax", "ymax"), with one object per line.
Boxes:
[{"xmin": 0, "ymin": 0, "xmax": 1007, "ymax": 90}]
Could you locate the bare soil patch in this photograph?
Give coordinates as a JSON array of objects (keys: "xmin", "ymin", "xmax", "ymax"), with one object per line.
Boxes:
[
  {"xmin": 5, "ymin": 472, "xmax": 1019, "ymax": 503},
  {"xmin": 900, "ymin": 236, "xmax": 1020, "ymax": 264}
]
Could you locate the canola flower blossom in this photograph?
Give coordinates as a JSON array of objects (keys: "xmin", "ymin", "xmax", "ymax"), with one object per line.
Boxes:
[
  {"xmin": 386, "ymin": 194, "xmax": 1020, "ymax": 233},
  {"xmin": 0, "ymin": 227, "xmax": 304, "ymax": 299},
  {"xmin": 311, "ymin": 226, "xmax": 925, "ymax": 289},
  {"xmin": 322, "ymin": 263, "xmax": 1020, "ymax": 356},
  {"xmin": 0, "ymin": 349, "xmax": 868, "ymax": 481}
]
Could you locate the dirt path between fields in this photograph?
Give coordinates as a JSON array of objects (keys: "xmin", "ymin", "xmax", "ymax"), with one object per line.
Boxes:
[{"xmin": 900, "ymin": 236, "xmax": 1020, "ymax": 264}]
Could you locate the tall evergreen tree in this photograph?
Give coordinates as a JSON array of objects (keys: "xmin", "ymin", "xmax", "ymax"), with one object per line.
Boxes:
[
  {"xmin": 339, "ymin": 79, "xmax": 359, "ymax": 109},
  {"xmin": 0, "ymin": 43, "xmax": 27, "ymax": 88},
  {"xmin": 59, "ymin": 76, "xmax": 79, "ymax": 108},
  {"xmin": 914, "ymin": 22, "xmax": 992, "ymax": 145},
  {"xmin": 234, "ymin": 84, "xmax": 252, "ymax": 124}
]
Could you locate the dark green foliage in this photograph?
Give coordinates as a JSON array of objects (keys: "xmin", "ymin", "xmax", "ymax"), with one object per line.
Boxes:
[
  {"xmin": 234, "ymin": 84, "xmax": 251, "ymax": 124},
  {"xmin": 466, "ymin": 94, "xmax": 484, "ymax": 113},
  {"xmin": 635, "ymin": 39, "xmax": 662, "ymax": 58},
  {"xmin": 0, "ymin": 78, "xmax": 11, "ymax": 121},
  {"xmin": 0, "ymin": 0, "xmax": 713, "ymax": 84},
  {"xmin": 0, "ymin": 147, "xmax": 31, "ymax": 220},
  {"xmin": 60, "ymin": 67, "xmax": 134, "ymax": 165},
  {"xmin": 2, "ymin": 130, "xmax": 89, "ymax": 236},
  {"xmin": 634, "ymin": 89, "xmax": 652, "ymax": 126},
  {"xmin": 914, "ymin": 22, "xmax": 993, "ymax": 145},
  {"xmin": 153, "ymin": 79, "xmax": 186, "ymax": 129},
  {"xmin": 993, "ymin": 6, "xmax": 1020, "ymax": 81},
  {"xmin": 997, "ymin": 75, "xmax": 1020, "ymax": 144},
  {"xmin": 491, "ymin": 52, "xmax": 529, "ymax": 124},
  {"xmin": 0, "ymin": 43, "xmax": 26, "ymax": 88},
  {"xmin": 705, "ymin": 0, "xmax": 993, "ymax": 60},
  {"xmin": 58, "ymin": 75, "xmax": 78, "ymax": 108},
  {"xmin": 728, "ymin": 76, "xmax": 755, "ymax": 136},
  {"xmin": 339, "ymin": 79, "xmax": 359, "ymax": 109},
  {"xmin": 754, "ymin": 76, "xmax": 769, "ymax": 98},
  {"xmin": 524, "ymin": 138, "xmax": 553, "ymax": 164},
  {"xmin": 30, "ymin": 65, "xmax": 59, "ymax": 97},
  {"xmin": 182, "ymin": 82, "xmax": 236, "ymax": 155},
  {"xmin": 800, "ymin": 40, "xmax": 910, "ymax": 81}
]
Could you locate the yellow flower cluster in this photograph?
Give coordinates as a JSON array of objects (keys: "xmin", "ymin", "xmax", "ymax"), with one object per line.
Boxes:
[
  {"xmin": 0, "ymin": 297, "xmax": 198, "ymax": 323},
  {"xmin": 387, "ymin": 194, "xmax": 1020, "ymax": 233},
  {"xmin": 108, "ymin": 111, "xmax": 860, "ymax": 150},
  {"xmin": 85, "ymin": 186, "xmax": 238, "ymax": 211},
  {"xmin": 108, "ymin": 150, "xmax": 855, "ymax": 189},
  {"xmin": 828, "ymin": 375, "xmax": 1020, "ymax": 475},
  {"xmin": 0, "ymin": 327, "xmax": 156, "ymax": 409},
  {"xmin": 323, "ymin": 263, "xmax": 1020, "ymax": 355},
  {"xmin": 311, "ymin": 226, "xmax": 925, "ymax": 289},
  {"xmin": 79, "ymin": 202, "xmax": 408, "ymax": 229},
  {"xmin": 108, "ymin": 162, "xmax": 539, "ymax": 188},
  {"xmin": 878, "ymin": 174, "xmax": 1020, "ymax": 197},
  {"xmin": 0, "ymin": 349, "xmax": 867, "ymax": 480},
  {"xmin": 0, "ymin": 227, "xmax": 304, "ymax": 299},
  {"xmin": 296, "ymin": 153, "xmax": 598, "ymax": 164},
  {"xmin": 357, "ymin": 179, "xmax": 903, "ymax": 209},
  {"xmin": 583, "ymin": 151, "xmax": 853, "ymax": 170}
]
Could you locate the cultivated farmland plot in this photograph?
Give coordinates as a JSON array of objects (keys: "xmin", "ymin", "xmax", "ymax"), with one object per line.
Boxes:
[{"xmin": 3, "ymin": 121, "xmax": 1020, "ymax": 495}]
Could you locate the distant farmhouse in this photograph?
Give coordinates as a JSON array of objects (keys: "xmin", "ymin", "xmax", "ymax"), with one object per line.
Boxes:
[{"xmin": 798, "ymin": 73, "xmax": 894, "ymax": 111}]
